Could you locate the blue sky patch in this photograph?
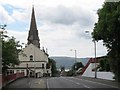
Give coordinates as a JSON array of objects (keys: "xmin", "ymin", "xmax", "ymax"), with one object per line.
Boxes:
[
  {"xmin": 2, "ymin": 4, "xmax": 13, "ymax": 15},
  {"xmin": 7, "ymin": 21, "xmax": 29, "ymax": 32}
]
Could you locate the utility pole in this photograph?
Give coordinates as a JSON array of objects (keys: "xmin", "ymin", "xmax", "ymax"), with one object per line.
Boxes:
[
  {"xmin": 70, "ymin": 49, "xmax": 77, "ymax": 76},
  {"xmin": 74, "ymin": 50, "xmax": 77, "ymax": 69},
  {"xmin": 85, "ymin": 31, "xmax": 97, "ymax": 78},
  {"xmin": 94, "ymin": 40, "xmax": 97, "ymax": 78}
]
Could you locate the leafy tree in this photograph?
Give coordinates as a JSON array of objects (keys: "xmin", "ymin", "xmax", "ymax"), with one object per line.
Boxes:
[
  {"xmin": 2, "ymin": 34, "xmax": 21, "ymax": 74},
  {"xmin": 70, "ymin": 62, "xmax": 84, "ymax": 76},
  {"xmin": 92, "ymin": 2, "xmax": 120, "ymax": 81},
  {"xmin": 72, "ymin": 62, "xmax": 84, "ymax": 70},
  {"xmin": 0, "ymin": 24, "xmax": 7, "ymax": 75},
  {"xmin": 99, "ymin": 57, "xmax": 110, "ymax": 72},
  {"xmin": 61, "ymin": 66, "xmax": 65, "ymax": 71},
  {"xmin": 66, "ymin": 70, "xmax": 74, "ymax": 76},
  {"xmin": 48, "ymin": 58, "xmax": 58, "ymax": 77}
]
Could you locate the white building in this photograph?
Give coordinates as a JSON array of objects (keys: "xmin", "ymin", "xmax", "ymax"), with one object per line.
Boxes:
[{"xmin": 7, "ymin": 6, "xmax": 51, "ymax": 78}]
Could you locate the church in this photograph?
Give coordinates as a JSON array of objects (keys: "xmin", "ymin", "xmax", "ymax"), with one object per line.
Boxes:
[{"xmin": 7, "ymin": 6, "xmax": 52, "ymax": 78}]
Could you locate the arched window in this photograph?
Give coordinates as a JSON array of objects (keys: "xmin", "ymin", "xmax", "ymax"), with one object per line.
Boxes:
[
  {"xmin": 42, "ymin": 64, "xmax": 44, "ymax": 69},
  {"xmin": 30, "ymin": 55, "xmax": 33, "ymax": 61},
  {"xmin": 46, "ymin": 63, "xmax": 50, "ymax": 69}
]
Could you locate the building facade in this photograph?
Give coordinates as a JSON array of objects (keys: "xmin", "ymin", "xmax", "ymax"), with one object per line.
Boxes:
[{"xmin": 7, "ymin": 6, "xmax": 51, "ymax": 77}]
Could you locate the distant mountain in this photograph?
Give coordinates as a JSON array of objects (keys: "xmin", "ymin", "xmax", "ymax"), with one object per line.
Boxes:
[{"xmin": 50, "ymin": 56, "xmax": 89, "ymax": 69}]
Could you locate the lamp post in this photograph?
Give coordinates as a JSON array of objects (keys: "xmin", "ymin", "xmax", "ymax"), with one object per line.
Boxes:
[
  {"xmin": 93, "ymin": 40, "xmax": 97, "ymax": 78},
  {"xmin": 85, "ymin": 31, "xmax": 97, "ymax": 78},
  {"xmin": 74, "ymin": 50, "xmax": 77, "ymax": 66},
  {"xmin": 70, "ymin": 49, "xmax": 77, "ymax": 70}
]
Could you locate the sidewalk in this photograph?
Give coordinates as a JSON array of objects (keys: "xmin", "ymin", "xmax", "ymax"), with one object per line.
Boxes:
[
  {"xmin": 2, "ymin": 77, "xmax": 47, "ymax": 89},
  {"xmin": 76, "ymin": 76, "xmax": 120, "ymax": 89}
]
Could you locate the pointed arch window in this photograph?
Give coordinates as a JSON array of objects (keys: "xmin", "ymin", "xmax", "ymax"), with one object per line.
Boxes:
[{"xmin": 30, "ymin": 55, "xmax": 33, "ymax": 61}]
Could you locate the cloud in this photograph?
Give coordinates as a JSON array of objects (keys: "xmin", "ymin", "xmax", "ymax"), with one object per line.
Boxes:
[
  {"xmin": 37, "ymin": 5, "xmax": 96, "ymax": 27},
  {"xmin": 37, "ymin": 23, "xmax": 107, "ymax": 57},
  {"xmin": 6, "ymin": 26, "xmax": 107, "ymax": 58},
  {"xmin": 0, "ymin": 0, "xmax": 104, "ymax": 9},
  {"xmin": 0, "ymin": 0, "xmax": 106, "ymax": 58},
  {"xmin": 6, "ymin": 30, "xmax": 28, "ymax": 44},
  {"xmin": 0, "ymin": 5, "xmax": 14, "ymax": 23},
  {"xmin": 12, "ymin": 10, "xmax": 29, "ymax": 21}
]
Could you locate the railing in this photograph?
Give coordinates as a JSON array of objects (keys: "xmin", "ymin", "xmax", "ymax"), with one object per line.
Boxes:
[
  {"xmin": 81, "ymin": 58, "xmax": 94, "ymax": 74},
  {"xmin": 2, "ymin": 72, "xmax": 25, "ymax": 87}
]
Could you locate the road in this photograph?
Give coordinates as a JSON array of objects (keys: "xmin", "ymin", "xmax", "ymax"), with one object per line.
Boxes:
[
  {"xmin": 2, "ymin": 77, "xmax": 119, "ymax": 90},
  {"xmin": 3, "ymin": 77, "xmax": 46, "ymax": 89},
  {"xmin": 47, "ymin": 77, "xmax": 119, "ymax": 90}
]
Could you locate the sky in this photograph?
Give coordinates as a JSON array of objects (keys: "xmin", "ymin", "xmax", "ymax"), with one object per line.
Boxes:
[{"xmin": 0, "ymin": 0, "xmax": 108, "ymax": 58}]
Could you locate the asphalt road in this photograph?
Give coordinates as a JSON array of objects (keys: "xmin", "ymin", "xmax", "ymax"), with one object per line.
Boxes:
[
  {"xmin": 2, "ymin": 76, "xmax": 119, "ymax": 90},
  {"xmin": 47, "ymin": 77, "xmax": 119, "ymax": 90}
]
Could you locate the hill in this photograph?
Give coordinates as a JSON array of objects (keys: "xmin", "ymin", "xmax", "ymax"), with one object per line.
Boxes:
[{"xmin": 50, "ymin": 56, "xmax": 89, "ymax": 69}]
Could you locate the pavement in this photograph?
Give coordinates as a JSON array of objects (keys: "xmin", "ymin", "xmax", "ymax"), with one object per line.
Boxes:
[{"xmin": 2, "ymin": 77, "xmax": 47, "ymax": 89}]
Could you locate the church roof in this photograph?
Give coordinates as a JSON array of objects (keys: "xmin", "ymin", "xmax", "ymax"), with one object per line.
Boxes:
[{"xmin": 27, "ymin": 6, "xmax": 40, "ymax": 48}]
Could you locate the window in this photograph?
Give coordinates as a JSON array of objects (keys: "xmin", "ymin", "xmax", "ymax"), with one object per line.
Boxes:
[
  {"xmin": 17, "ymin": 70, "xmax": 20, "ymax": 73},
  {"xmin": 21, "ymin": 70, "xmax": 24, "ymax": 73},
  {"xmin": 12, "ymin": 70, "xmax": 14, "ymax": 74},
  {"xmin": 42, "ymin": 64, "xmax": 44, "ymax": 69},
  {"xmin": 10, "ymin": 70, "xmax": 13, "ymax": 74},
  {"xmin": 46, "ymin": 63, "xmax": 50, "ymax": 69},
  {"xmin": 30, "ymin": 55, "xmax": 33, "ymax": 61},
  {"xmin": 6, "ymin": 71, "xmax": 9, "ymax": 75}
]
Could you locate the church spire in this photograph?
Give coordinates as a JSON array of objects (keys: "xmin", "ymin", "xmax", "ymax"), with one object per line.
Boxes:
[{"xmin": 27, "ymin": 6, "xmax": 40, "ymax": 48}]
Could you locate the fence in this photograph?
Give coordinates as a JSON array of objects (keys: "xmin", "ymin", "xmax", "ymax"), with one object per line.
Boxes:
[
  {"xmin": 0, "ymin": 74, "xmax": 2, "ymax": 89},
  {"xmin": 2, "ymin": 72, "xmax": 25, "ymax": 87}
]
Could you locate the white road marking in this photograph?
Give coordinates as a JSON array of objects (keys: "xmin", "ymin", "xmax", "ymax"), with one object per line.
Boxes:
[
  {"xmin": 71, "ymin": 77, "xmax": 119, "ymax": 88},
  {"xmin": 28, "ymin": 79, "xmax": 31, "ymax": 86},
  {"xmin": 83, "ymin": 84, "xmax": 91, "ymax": 88},
  {"xmin": 38, "ymin": 79, "xmax": 42, "ymax": 84},
  {"xmin": 47, "ymin": 79, "xmax": 49, "ymax": 90}
]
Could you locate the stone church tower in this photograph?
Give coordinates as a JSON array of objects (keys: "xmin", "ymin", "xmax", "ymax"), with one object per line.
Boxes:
[{"xmin": 27, "ymin": 6, "xmax": 40, "ymax": 48}]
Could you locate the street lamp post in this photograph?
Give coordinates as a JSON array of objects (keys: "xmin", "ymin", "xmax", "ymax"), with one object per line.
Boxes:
[
  {"xmin": 74, "ymin": 50, "xmax": 77, "ymax": 71},
  {"xmin": 74, "ymin": 50, "xmax": 77, "ymax": 67},
  {"xmin": 94, "ymin": 40, "xmax": 97, "ymax": 78},
  {"xmin": 70, "ymin": 49, "xmax": 77, "ymax": 63},
  {"xmin": 70, "ymin": 49, "xmax": 77, "ymax": 70},
  {"xmin": 85, "ymin": 31, "xmax": 97, "ymax": 78}
]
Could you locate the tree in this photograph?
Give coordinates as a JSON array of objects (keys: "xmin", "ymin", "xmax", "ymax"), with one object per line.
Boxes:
[
  {"xmin": 72, "ymin": 62, "xmax": 84, "ymax": 70},
  {"xmin": 0, "ymin": 24, "xmax": 7, "ymax": 75},
  {"xmin": 92, "ymin": 2, "xmax": 120, "ymax": 81},
  {"xmin": 99, "ymin": 56, "xmax": 110, "ymax": 72},
  {"xmin": 70, "ymin": 62, "xmax": 84, "ymax": 76},
  {"xmin": 2, "ymin": 34, "xmax": 21, "ymax": 74},
  {"xmin": 66, "ymin": 70, "xmax": 74, "ymax": 76},
  {"xmin": 48, "ymin": 58, "xmax": 58, "ymax": 77}
]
